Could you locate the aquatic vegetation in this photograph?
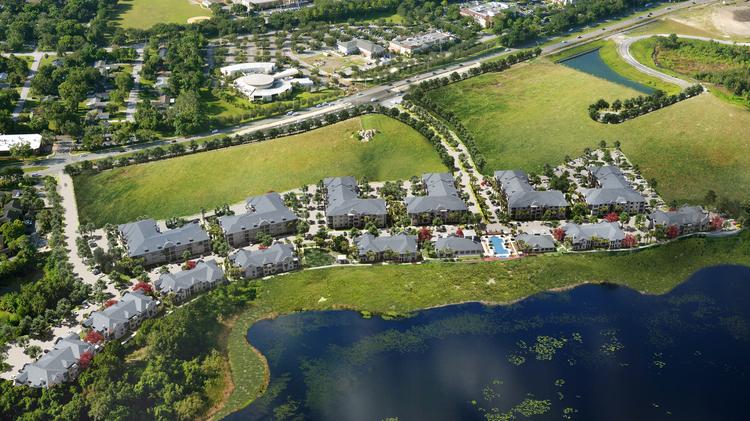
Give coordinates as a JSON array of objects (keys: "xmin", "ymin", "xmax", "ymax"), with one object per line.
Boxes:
[
  {"xmin": 531, "ymin": 336, "xmax": 567, "ymax": 361},
  {"xmin": 653, "ymin": 352, "xmax": 667, "ymax": 369},
  {"xmin": 554, "ymin": 378, "xmax": 566, "ymax": 387},
  {"xmin": 600, "ymin": 329, "xmax": 625, "ymax": 355},
  {"xmin": 507, "ymin": 353, "xmax": 526, "ymax": 366},
  {"xmin": 562, "ymin": 407, "xmax": 579, "ymax": 420}
]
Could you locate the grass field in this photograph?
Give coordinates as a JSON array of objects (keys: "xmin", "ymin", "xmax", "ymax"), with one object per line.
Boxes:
[
  {"xmin": 426, "ymin": 59, "xmax": 750, "ymax": 205},
  {"xmin": 74, "ymin": 114, "xmax": 447, "ymax": 226},
  {"xmin": 598, "ymin": 40, "xmax": 682, "ymax": 94},
  {"xmin": 628, "ymin": 2, "xmax": 750, "ymax": 42},
  {"xmin": 114, "ymin": 0, "xmax": 211, "ymax": 30},
  {"xmin": 217, "ymin": 231, "xmax": 750, "ymax": 418}
]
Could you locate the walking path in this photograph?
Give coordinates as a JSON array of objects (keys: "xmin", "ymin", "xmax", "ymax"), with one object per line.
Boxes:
[{"xmin": 2, "ymin": 51, "xmax": 54, "ymax": 119}]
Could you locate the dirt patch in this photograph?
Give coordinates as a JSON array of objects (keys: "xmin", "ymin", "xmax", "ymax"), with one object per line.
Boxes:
[
  {"xmin": 713, "ymin": 6, "xmax": 750, "ymax": 37},
  {"xmin": 188, "ymin": 15, "xmax": 211, "ymax": 24},
  {"xmin": 733, "ymin": 8, "xmax": 750, "ymax": 22}
]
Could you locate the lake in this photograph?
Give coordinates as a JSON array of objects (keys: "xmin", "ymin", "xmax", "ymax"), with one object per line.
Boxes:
[
  {"xmin": 227, "ymin": 265, "xmax": 750, "ymax": 420},
  {"xmin": 560, "ymin": 49, "xmax": 654, "ymax": 94}
]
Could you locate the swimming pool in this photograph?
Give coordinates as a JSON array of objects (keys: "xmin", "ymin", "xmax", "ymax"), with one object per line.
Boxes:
[{"xmin": 489, "ymin": 236, "xmax": 511, "ymax": 258}]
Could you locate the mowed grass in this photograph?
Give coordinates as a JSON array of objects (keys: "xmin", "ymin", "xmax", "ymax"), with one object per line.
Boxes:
[
  {"xmin": 427, "ymin": 60, "xmax": 750, "ymax": 205},
  {"xmin": 115, "ymin": 0, "xmax": 210, "ymax": 29},
  {"xmin": 75, "ymin": 115, "xmax": 447, "ymax": 226},
  {"xmin": 598, "ymin": 40, "xmax": 682, "ymax": 94}
]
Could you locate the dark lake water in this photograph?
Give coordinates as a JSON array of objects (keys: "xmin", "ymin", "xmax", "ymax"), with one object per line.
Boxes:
[
  {"xmin": 560, "ymin": 49, "xmax": 654, "ymax": 94},
  {"xmin": 227, "ymin": 265, "xmax": 750, "ymax": 420}
]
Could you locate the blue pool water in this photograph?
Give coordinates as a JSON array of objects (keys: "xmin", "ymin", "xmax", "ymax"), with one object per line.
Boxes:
[{"xmin": 490, "ymin": 236, "xmax": 511, "ymax": 257}]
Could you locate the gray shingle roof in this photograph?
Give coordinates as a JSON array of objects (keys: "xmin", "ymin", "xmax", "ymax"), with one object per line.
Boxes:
[
  {"xmin": 434, "ymin": 235, "xmax": 483, "ymax": 254},
  {"xmin": 231, "ymin": 243, "xmax": 296, "ymax": 270},
  {"xmin": 563, "ymin": 222, "xmax": 625, "ymax": 243},
  {"xmin": 219, "ymin": 193, "xmax": 298, "ymax": 235},
  {"xmin": 494, "ymin": 170, "xmax": 568, "ymax": 208},
  {"xmin": 407, "ymin": 173, "xmax": 468, "ymax": 214},
  {"xmin": 155, "ymin": 260, "xmax": 224, "ymax": 294},
  {"xmin": 650, "ymin": 206, "xmax": 708, "ymax": 227},
  {"xmin": 323, "ymin": 177, "xmax": 387, "ymax": 217},
  {"xmin": 118, "ymin": 219, "xmax": 209, "ymax": 257},
  {"xmin": 516, "ymin": 233, "xmax": 556, "ymax": 251},
  {"xmin": 339, "ymin": 38, "xmax": 385, "ymax": 54},
  {"xmin": 88, "ymin": 292, "xmax": 155, "ymax": 332},
  {"xmin": 16, "ymin": 334, "xmax": 94, "ymax": 387},
  {"xmin": 584, "ymin": 166, "xmax": 645, "ymax": 206},
  {"xmin": 355, "ymin": 233, "xmax": 417, "ymax": 255}
]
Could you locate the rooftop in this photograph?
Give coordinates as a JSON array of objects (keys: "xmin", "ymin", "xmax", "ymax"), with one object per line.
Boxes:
[
  {"xmin": 155, "ymin": 260, "xmax": 224, "ymax": 294},
  {"xmin": 118, "ymin": 220, "xmax": 209, "ymax": 257},
  {"xmin": 0, "ymin": 134, "xmax": 42, "ymax": 152},
  {"xmin": 355, "ymin": 233, "xmax": 418, "ymax": 255},
  {"xmin": 231, "ymin": 243, "xmax": 297, "ymax": 269},
  {"xmin": 219, "ymin": 192, "xmax": 298, "ymax": 235},
  {"xmin": 323, "ymin": 177, "xmax": 387, "ymax": 217},
  {"xmin": 494, "ymin": 170, "xmax": 569, "ymax": 208}
]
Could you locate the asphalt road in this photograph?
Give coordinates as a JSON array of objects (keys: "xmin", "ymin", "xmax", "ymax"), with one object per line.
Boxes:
[{"xmin": 32, "ymin": 0, "xmax": 718, "ymax": 176}]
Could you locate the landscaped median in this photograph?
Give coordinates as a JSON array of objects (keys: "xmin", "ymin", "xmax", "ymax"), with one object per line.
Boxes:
[{"xmin": 215, "ymin": 230, "xmax": 750, "ymax": 418}]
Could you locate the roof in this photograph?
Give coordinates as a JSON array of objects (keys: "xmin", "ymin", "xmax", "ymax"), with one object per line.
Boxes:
[
  {"xmin": 219, "ymin": 193, "xmax": 298, "ymax": 236},
  {"xmin": 434, "ymin": 235, "xmax": 483, "ymax": 254},
  {"xmin": 494, "ymin": 170, "xmax": 569, "ymax": 208},
  {"xmin": 407, "ymin": 173, "xmax": 468, "ymax": 214},
  {"xmin": 231, "ymin": 243, "xmax": 296, "ymax": 270},
  {"xmin": 88, "ymin": 292, "xmax": 155, "ymax": 332},
  {"xmin": 461, "ymin": 1, "xmax": 510, "ymax": 16},
  {"xmin": 118, "ymin": 220, "xmax": 209, "ymax": 257},
  {"xmin": 220, "ymin": 62, "xmax": 276, "ymax": 76},
  {"xmin": 0, "ymin": 134, "xmax": 42, "ymax": 152},
  {"xmin": 584, "ymin": 166, "xmax": 645, "ymax": 206},
  {"xmin": 1, "ymin": 199, "xmax": 23, "ymax": 223},
  {"xmin": 155, "ymin": 260, "xmax": 224, "ymax": 294},
  {"xmin": 516, "ymin": 233, "xmax": 556, "ymax": 250},
  {"xmin": 323, "ymin": 177, "xmax": 387, "ymax": 217},
  {"xmin": 391, "ymin": 31, "xmax": 453, "ymax": 49},
  {"xmin": 650, "ymin": 206, "xmax": 708, "ymax": 227},
  {"xmin": 355, "ymin": 233, "xmax": 417, "ymax": 255},
  {"xmin": 563, "ymin": 222, "xmax": 625, "ymax": 243},
  {"xmin": 339, "ymin": 38, "xmax": 385, "ymax": 54},
  {"xmin": 16, "ymin": 334, "xmax": 94, "ymax": 387}
]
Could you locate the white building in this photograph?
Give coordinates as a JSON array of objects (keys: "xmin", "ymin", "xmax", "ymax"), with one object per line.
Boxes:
[
  {"xmin": 389, "ymin": 31, "xmax": 454, "ymax": 56},
  {"xmin": 0, "ymin": 134, "xmax": 42, "ymax": 153},
  {"xmin": 234, "ymin": 68, "xmax": 312, "ymax": 101},
  {"xmin": 460, "ymin": 2, "xmax": 512, "ymax": 28},
  {"xmin": 220, "ymin": 62, "xmax": 277, "ymax": 77}
]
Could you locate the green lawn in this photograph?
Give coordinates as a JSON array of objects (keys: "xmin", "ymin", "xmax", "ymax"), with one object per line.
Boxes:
[
  {"xmin": 114, "ymin": 0, "xmax": 211, "ymax": 30},
  {"xmin": 427, "ymin": 59, "xmax": 750, "ymax": 205},
  {"xmin": 598, "ymin": 40, "xmax": 682, "ymax": 94},
  {"xmin": 218, "ymin": 231, "xmax": 750, "ymax": 418},
  {"xmin": 74, "ymin": 114, "xmax": 448, "ymax": 226}
]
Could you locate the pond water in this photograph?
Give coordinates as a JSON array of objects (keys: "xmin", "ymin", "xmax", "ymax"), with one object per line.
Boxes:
[
  {"xmin": 560, "ymin": 49, "xmax": 654, "ymax": 94},
  {"xmin": 227, "ymin": 265, "xmax": 750, "ymax": 420}
]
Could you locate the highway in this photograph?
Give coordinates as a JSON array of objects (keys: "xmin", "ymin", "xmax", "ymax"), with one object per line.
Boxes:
[{"xmin": 32, "ymin": 0, "xmax": 718, "ymax": 176}]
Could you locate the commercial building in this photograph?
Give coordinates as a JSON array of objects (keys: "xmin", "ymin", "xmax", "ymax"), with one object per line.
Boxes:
[
  {"xmin": 406, "ymin": 173, "xmax": 468, "ymax": 225},
  {"xmin": 229, "ymin": 243, "xmax": 299, "ymax": 279},
  {"xmin": 649, "ymin": 206, "xmax": 710, "ymax": 235},
  {"xmin": 220, "ymin": 62, "xmax": 276, "ymax": 77},
  {"xmin": 323, "ymin": 177, "xmax": 387, "ymax": 229},
  {"xmin": 459, "ymin": 2, "xmax": 512, "ymax": 28},
  {"xmin": 563, "ymin": 222, "xmax": 625, "ymax": 250},
  {"xmin": 434, "ymin": 235, "xmax": 483, "ymax": 257},
  {"xmin": 219, "ymin": 193, "xmax": 298, "ymax": 248},
  {"xmin": 155, "ymin": 260, "xmax": 225, "ymax": 302},
  {"xmin": 515, "ymin": 233, "xmax": 556, "ymax": 253},
  {"xmin": 584, "ymin": 166, "xmax": 646, "ymax": 215},
  {"xmin": 0, "ymin": 134, "xmax": 42, "ymax": 154},
  {"xmin": 355, "ymin": 233, "xmax": 419, "ymax": 263},
  {"xmin": 337, "ymin": 39, "xmax": 386, "ymax": 59},
  {"xmin": 494, "ymin": 170, "xmax": 569, "ymax": 220},
  {"xmin": 15, "ymin": 334, "xmax": 97, "ymax": 388},
  {"xmin": 388, "ymin": 31, "xmax": 454, "ymax": 55},
  {"xmin": 232, "ymin": 0, "xmax": 307, "ymax": 10},
  {"xmin": 85, "ymin": 292, "xmax": 158, "ymax": 340},
  {"xmin": 118, "ymin": 220, "xmax": 210, "ymax": 266},
  {"xmin": 231, "ymin": 67, "xmax": 313, "ymax": 101}
]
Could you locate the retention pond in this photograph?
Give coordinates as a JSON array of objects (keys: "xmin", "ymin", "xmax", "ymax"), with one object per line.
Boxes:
[
  {"xmin": 560, "ymin": 49, "xmax": 654, "ymax": 94},
  {"xmin": 227, "ymin": 265, "xmax": 750, "ymax": 420}
]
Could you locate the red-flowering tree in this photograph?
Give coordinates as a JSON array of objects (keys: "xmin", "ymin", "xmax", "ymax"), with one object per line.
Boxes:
[
  {"xmin": 666, "ymin": 225, "xmax": 680, "ymax": 239},
  {"xmin": 258, "ymin": 244, "xmax": 268, "ymax": 250},
  {"xmin": 710, "ymin": 215, "xmax": 724, "ymax": 231},
  {"xmin": 455, "ymin": 228, "xmax": 464, "ymax": 238},
  {"xmin": 84, "ymin": 330, "xmax": 104, "ymax": 344},
  {"xmin": 78, "ymin": 351, "xmax": 93, "ymax": 369},
  {"xmin": 604, "ymin": 212, "xmax": 619, "ymax": 222},
  {"xmin": 185, "ymin": 260, "xmax": 197, "ymax": 270},
  {"xmin": 133, "ymin": 281, "xmax": 153, "ymax": 293},
  {"xmin": 622, "ymin": 234, "xmax": 637, "ymax": 248},
  {"xmin": 552, "ymin": 227, "xmax": 566, "ymax": 241},
  {"xmin": 418, "ymin": 227, "xmax": 432, "ymax": 243},
  {"xmin": 103, "ymin": 299, "xmax": 117, "ymax": 308}
]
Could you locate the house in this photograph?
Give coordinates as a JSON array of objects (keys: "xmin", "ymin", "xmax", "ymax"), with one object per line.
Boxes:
[
  {"xmin": 584, "ymin": 166, "xmax": 646, "ymax": 215},
  {"xmin": 388, "ymin": 31, "xmax": 454, "ymax": 55},
  {"xmin": 323, "ymin": 177, "xmax": 387, "ymax": 229},
  {"xmin": 563, "ymin": 222, "xmax": 625, "ymax": 250},
  {"xmin": 232, "ymin": 0, "xmax": 306, "ymax": 10},
  {"xmin": 337, "ymin": 39, "xmax": 386, "ymax": 59},
  {"xmin": 229, "ymin": 243, "xmax": 299, "ymax": 279},
  {"xmin": 219, "ymin": 193, "xmax": 298, "ymax": 248},
  {"xmin": 434, "ymin": 235, "xmax": 483, "ymax": 257},
  {"xmin": 118, "ymin": 220, "xmax": 210, "ymax": 266},
  {"xmin": 516, "ymin": 233, "xmax": 556, "ymax": 254},
  {"xmin": 155, "ymin": 260, "xmax": 225, "ymax": 302},
  {"xmin": 1, "ymin": 198, "xmax": 23, "ymax": 225},
  {"xmin": 494, "ymin": 170, "xmax": 568, "ymax": 220},
  {"xmin": 459, "ymin": 2, "xmax": 512, "ymax": 28},
  {"xmin": 220, "ymin": 62, "xmax": 276, "ymax": 77},
  {"xmin": 406, "ymin": 173, "xmax": 468, "ymax": 225},
  {"xmin": 0, "ymin": 134, "xmax": 42, "ymax": 154},
  {"xmin": 85, "ymin": 292, "xmax": 158, "ymax": 340},
  {"xmin": 649, "ymin": 206, "xmax": 709, "ymax": 235},
  {"xmin": 15, "ymin": 334, "xmax": 96, "ymax": 388},
  {"xmin": 355, "ymin": 233, "xmax": 419, "ymax": 263}
]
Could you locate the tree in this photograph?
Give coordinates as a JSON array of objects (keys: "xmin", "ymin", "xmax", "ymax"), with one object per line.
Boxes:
[
  {"xmin": 9, "ymin": 142, "xmax": 33, "ymax": 159},
  {"xmin": 133, "ymin": 281, "xmax": 153, "ymax": 294},
  {"xmin": 168, "ymin": 90, "xmax": 206, "ymax": 135},
  {"xmin": 619, "ymin": 212, "xmax": 630, "ymax": 225},
  {"xmin": 85, "ymin": 330, "xmax": 104, "ymax": 344},
  {"xmin": 666, "ymin": 224, "xmax": 680, "ymax": 239},
  {"xmin": 622, "ymin": 234, "xmax": 637, "ymax": 248},
  {"xmin": 604, "ymin": 212, "xmax": 619, "ymax": 223},
  {"xmin": 78, "ymin": 351, "xmax": 93, "ymax": 369},
  {"xmin": 552, "ymin": 227, "xmax": 566, "ymax": 241},
  {"xmin": 135, "ymin": 101, "xmax": 160, "ymax": 130},
  {"xmin": 417, "ymin": 227, "xmax": 432, "ymax": 243},
  {"xmin": 710, "ymin": 215, "xmax": 724, "ymax": 231}
]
